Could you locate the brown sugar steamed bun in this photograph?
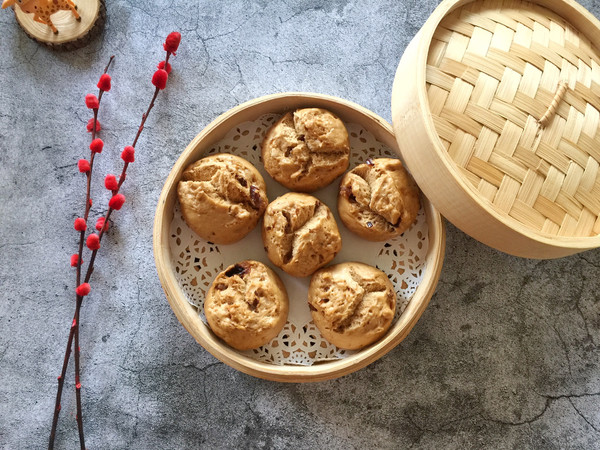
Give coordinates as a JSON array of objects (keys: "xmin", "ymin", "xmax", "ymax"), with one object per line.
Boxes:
[
  {"xmin": 262, "ymin": 108, "xmax": 350, "ymax": 192},
  {"xmin": 262, "ymin": 193, "xmax": 342, "ymax": 277},
  {"xmin": 308, "ymin": 262, "xmax": 396, "ymax": 350},
  {"xmin": 338, "ymin": 158, "xmax": 420, "ymax": 241},
  {"xmin": 204, "ymin": 260, "xmax": 289, "ymax": 350},
  {"xmin": 177, "ymin": 154, "xmax": 268, "ymax": 244}
]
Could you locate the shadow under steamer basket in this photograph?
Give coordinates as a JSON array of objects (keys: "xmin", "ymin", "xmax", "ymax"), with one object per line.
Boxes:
[{"xmin": 153, "ymin": 92, "xmax": 446, "ymax": 382}]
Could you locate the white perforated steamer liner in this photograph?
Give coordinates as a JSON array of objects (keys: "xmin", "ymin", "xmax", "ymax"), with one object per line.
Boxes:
[
  {"xmin": 170, "ymin": 115, "xmax": 428, "ymax": 364},
  {"xmin": 153, "ymin": 93, "xmax": 445, "ymax": 382}
]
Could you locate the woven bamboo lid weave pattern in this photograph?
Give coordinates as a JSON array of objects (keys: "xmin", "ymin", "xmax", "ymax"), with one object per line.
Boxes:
[
  {"xmin": 392, "ymin": 0, "xmax": 600, "ymax": 258},
  {"xmin": 427, "ymin": 0, "xmax": 600, "ymax": 238}
]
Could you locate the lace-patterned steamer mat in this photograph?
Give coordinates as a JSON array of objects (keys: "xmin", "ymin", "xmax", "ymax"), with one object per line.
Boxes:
[{"xmin": 169, "ymin": 113, "xmax": 429, "ymax": 366}]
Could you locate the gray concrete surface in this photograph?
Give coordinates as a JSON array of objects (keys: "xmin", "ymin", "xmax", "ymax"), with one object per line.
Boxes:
[{"xmin": 1, "ymin": 1, "xmax": 599, "ymax": 448}]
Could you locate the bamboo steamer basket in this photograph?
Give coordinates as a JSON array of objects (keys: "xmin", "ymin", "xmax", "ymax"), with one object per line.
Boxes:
[
  {"xmin": 392, "ymin": 0, "xmax": 600, "ymax": 258},
  {"xmin": 153, "ymin": 93, "xmax": 445, "ymax": 382}
]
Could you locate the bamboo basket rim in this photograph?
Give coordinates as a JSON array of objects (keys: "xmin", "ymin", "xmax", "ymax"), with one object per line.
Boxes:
[
  {"xmin": 153, "ymin": 92, "xmax": 446, "ymax": 382},
  {"xmin": 412, "ymin": 0, "xmax": 600, "ymax": 250}
]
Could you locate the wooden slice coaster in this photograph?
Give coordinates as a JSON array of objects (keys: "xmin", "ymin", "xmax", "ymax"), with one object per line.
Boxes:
[{"xmin": 8, "ymin": 0, "xmax": 105, "ymax": 50}]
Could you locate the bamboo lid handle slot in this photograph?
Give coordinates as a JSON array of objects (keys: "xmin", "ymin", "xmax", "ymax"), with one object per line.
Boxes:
[{"xmin": 538, "ymin": 80, "xmax": 568, "ymax": 128}]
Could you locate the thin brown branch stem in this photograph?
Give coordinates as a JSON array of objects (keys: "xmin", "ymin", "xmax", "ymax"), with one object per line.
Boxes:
[
  {"xmin": 132, "ymin": 86, "xmax": 160, "ymax": 148},
  {"xmin": 74, "ymin": 306, "xmax": 85, "ymax": 450},
  {"xmin": 104, "ymin": 55, "xmax": 115, "ymax": 74},
  {"xmin": 48, "ymin": 308, "xmax": 76, "ymax": 449}
]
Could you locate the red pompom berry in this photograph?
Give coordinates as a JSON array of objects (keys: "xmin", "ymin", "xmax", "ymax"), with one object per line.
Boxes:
[
  {"xmin": 109, "ymin": 193, "xmax": 126, "ymax": 210},
  {"xmin": 78, "ymin": 159, "xmax": 91, "ymax": 173},
  {"xmin": 85, "ymin": 94, "xmax": 99, "ymax": 109},
  {"xmin": 105, "ymin": 174, "xmax": 119, "ymax": 191},
  {"xmin": 90, "ymin": 138, "xmax": 104, "ymax": 154},
  {"xmin": 76, "ymin": 283, "xmax": 91, "ymax": 297},
  {"xmin": 87, "ymin": 118, "xmax": 101, "ymax": 132},
  {"xmin": 97, "ymin": 73, "xmax": 112, "ymax": 92},
  {"xmin": 152, "ymin": 69, "xmax": 168, "ymax": 90},
  {"xmin": 157, "ymin": 60, "xmax": 172, "ymax": 74},
  {"xmin": 86, "ymin": 233, "xmax": 100, "ymax": 250},
  {"xmin": 121, "ymin": 145, "xmax": 135, "ymax": 163},
  {"xmin": 95, "ymin": 217, "xmax": 109, "ymax": 231},
  {"xmin": 74, "ymin": 217, "xmax": 87, "ymax": 231},
  {"xmin": 70, "ymin": 254, "xmax": 83, "ymax": 267},
  {"xmin": 163, "ymin": 31, "xmax": 181, "ymax": 54}
]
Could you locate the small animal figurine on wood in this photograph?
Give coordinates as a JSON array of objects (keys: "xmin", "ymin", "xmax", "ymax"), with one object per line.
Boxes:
[
  {"xmin": 1, "ymin": 0, "xmax": 105, "ymax": 50},
  {"xmin": 2, "ymin": 0, "xmax": 80, "ymax": 34}
]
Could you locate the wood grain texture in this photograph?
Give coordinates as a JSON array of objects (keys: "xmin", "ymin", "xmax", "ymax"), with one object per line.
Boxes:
[{"xmin": 11, "ymin": 0, "xmax": 104, "ymax": 50}]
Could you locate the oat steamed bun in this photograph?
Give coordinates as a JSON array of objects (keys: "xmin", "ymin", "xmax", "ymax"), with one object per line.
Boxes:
[
  {"xmin": 338, "ymin": 158, "xmax": 420, "ymax": 241},
  {"xmin": 262, "ymin": 193, "xmax": 342, "ymax": 277},
  {"xmin": 204, "ymin": 260, "xmax": 289, "ymax": 350},
  {"xmin": 177, "ymin": 154, "xmax": 268, "ymax": 244},
  {"xmin": 308, "ymin": 262, "xmax": 396, "ymax": 350},
  {"xmin": 262, "ymin": 108, "xmax": 350, "ymax": 192}
]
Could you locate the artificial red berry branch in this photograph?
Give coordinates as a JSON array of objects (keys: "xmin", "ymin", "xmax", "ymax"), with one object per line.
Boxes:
[
  {"xmin": 48, "ymin": 32, "xmax": 181, "ymax": 450},
  {"xmin": 76, "ymin": 55, "xmax": 115, "ymax": 448},
  {"xmin": 49, "ymin": 55, "xmax": 114, "ymax": 450}
]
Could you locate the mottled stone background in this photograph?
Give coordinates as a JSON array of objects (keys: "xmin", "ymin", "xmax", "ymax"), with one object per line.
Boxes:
[{"xmin": 1, "ymin": 1, "xmax": 599, "ymax": 448}]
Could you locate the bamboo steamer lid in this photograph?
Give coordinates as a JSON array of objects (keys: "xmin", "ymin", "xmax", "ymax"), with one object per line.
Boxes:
[{"xmin": 392, "ymin": 0, "xmax": 600, "ymax": 258}]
